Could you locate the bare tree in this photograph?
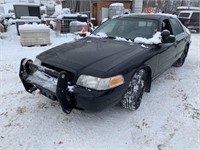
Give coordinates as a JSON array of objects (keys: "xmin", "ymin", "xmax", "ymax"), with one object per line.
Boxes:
[{"xmin": 157, "ymin": 0, "xmax": 200, "ymax": 13}]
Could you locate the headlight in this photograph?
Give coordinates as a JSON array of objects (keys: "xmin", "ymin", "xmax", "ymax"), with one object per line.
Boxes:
[
  {"xmin": 34, "ymin": 58, "xmax": 42, "ymax": 65},
  {"xmin": 76, "ymin": 75, "xmax": 124, "ymax": 90}
]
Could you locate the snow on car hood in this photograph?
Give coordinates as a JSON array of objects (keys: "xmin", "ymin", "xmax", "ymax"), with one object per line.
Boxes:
[{"xmin": 134, "ymin": 32, "xmax": 161, "ymax": 45}]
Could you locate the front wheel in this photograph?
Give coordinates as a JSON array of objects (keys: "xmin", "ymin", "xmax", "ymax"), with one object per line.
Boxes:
[{"xmin": 121, "ymin": 69, "xmax": 146, "ymax": 110}]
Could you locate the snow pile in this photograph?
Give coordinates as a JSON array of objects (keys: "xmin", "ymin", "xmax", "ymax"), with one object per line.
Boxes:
[
  {"xmin": 134, "ymin": 32, "xmax": 161, "ymax": 45},
  {"xmin": 89, "ymin": 34, "xmax": 133, "ymax": 43},
  {"xmin": 68, "ymin": 85, "xmax": 74, "ymax": 92},
  {"xmin": 27, "ymin": 71, "xmax": 57, "ymax": 93},
  {"xmin": 110, "ymin": 3, "xmax": 124, "ymax": 7},
  {"xmin": 46, "ymin": 3, "xmax": 55, "ymax": 9},
  {"xmin": 0, "ymin": 2, "xmax": 16, "ymax": 14},
  {"xmin": 15, "ymin": 16, "xmax": 41, "ymax": 23},
  {"xmin": 60, "ymin": 8, "xmax": 70, "ymax": 15},
  {"xmin": 21, "ymin": 16, "xmax": 39, "ymax": 20},
  {"xmin": 55, "ymin": 4, "xmax": 62, "ymax": 12},
  {"xmin": 57, "ymin": 13, "xmax": 87, "ymax": 20},
  {"xmin": 14, "ymin": 3, "xmax": 39, "ymax": 6},
  {"xmin": 0, "ymin": 32, "xmax": 6, "ymax": 39},
  {"xmin": 96, "ymin": 32, "xmax": 107, "ymax": 38},
  {"xmin": 19, "ymin": 24, "xmax": 49, "ymax": 31},
  {"xmin": 102, "ymin": 18, "xmax": 108, "ymax": 23},
  {"xmin": 114, "ymin": 36, "xmax": 133, "ymax": 43},
  {"xmin": 114, "ymin": 36, "xmax": 127, "ymax": 42},
  {"xmin": 52, "ymin": 7, "xmax": 71, "ymax": 18},
  {"xmin": 89, "ymin": 32, "xmax": 108, "ymax": 38},
  {"xmin": 111, "ymin": 15, "xmax": 121, "ymax": 19},
  {"xmin": 70, "ymin": 21, "xmax": 87, "ymax": 26},
  {"xmin": 141, "ymin": 44, "xmax": 149, "ymax": 48}
]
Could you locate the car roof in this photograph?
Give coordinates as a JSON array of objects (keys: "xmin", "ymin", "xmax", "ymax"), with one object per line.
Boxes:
[{"xmin": 118, "ymin": 13, "xmax": 177, "ymax": 20}]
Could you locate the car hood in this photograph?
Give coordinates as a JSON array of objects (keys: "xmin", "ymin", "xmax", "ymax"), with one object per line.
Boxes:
[{"xmin": 37, "ymin": 37, "xmax": 153, "ymax": 77}]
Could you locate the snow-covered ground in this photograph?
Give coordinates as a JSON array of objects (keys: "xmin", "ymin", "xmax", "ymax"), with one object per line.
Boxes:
[{"xmin": 0, "ymin": 25, "xmax": 200, "ymax": 150}]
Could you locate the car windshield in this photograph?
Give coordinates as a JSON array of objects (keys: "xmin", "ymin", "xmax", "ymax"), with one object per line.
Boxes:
[{"xmin": 92, "ymin": 18, "xmax": 158, "ymax": 41}]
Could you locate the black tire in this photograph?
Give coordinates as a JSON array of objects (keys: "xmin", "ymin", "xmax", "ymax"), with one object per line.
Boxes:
[
  {"xmin": 173, "ymin": 45, "xmax": 189, "ymax": 67},
  {"xmin": 196, "ymin": 27, "xmax": 200, "ymax": 33},
  {"xmin": 121, "ymin": 69, "xmax": 146, "ymax": 110}
]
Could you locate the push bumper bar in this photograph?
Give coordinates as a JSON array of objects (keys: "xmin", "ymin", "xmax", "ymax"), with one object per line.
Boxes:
[{"xmin": 19, "ymin": 58, "xmax": 76, "ymax": 114}]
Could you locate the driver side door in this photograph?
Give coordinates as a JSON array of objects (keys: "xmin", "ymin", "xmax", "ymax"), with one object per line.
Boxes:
[{"xmin": 155, "ymin": 19, "xmax": 177, "ymax": 77}]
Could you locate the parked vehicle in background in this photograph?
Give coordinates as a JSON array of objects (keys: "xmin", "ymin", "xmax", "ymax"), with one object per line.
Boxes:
[
  {"xmin": 178, "ymin": 11, "xmax": 200, "ymax": 32},
  {"xmin": 176, "ymin": 6, "xmax": 200, "ymax": 14},
  {"xmin": 19, "ymin": 14, "xmax": 191, "ymax": 114}
]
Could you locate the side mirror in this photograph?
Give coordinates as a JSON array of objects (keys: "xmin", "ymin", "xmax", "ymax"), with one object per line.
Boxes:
[
  {"xmin": 161, "ymin": 30, "xmax": 175, "ymax": 43},
  {"xmin": 161, "ymin": 30, "xmax": 170, "ymax": 38}
]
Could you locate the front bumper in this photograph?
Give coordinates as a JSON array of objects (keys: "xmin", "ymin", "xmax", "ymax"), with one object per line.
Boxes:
[
  {"xmin": 19, "ymin": 58, "xmax": 127, "ymax": 113},
  {"xmin": 74, "ymin": 85, "xmax": 127, "ymax": 112}
]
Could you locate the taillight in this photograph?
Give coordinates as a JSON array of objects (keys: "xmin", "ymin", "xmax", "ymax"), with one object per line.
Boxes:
[{"xmin": 187, "ymin": 19, "xmax": 190, "ymax": 24}]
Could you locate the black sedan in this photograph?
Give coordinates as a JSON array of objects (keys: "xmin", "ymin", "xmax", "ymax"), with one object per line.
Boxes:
[{"xmin": 19, "ymin": 13, "xmax": 191, "ymax": 114}]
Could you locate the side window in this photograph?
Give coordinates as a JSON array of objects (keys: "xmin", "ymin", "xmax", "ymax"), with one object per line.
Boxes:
[
  {"xmin": 161, "ymin": 19, "xmax": 173, "ymax": 35},
  {"xmin": 170, "ymin": 18, "xmax": 184, "ymax": 35}
]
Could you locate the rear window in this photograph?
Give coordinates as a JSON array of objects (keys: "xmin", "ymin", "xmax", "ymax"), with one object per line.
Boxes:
[{"xmin": 179, "ymin": 13, "xmax": 190, "ymax": 17}]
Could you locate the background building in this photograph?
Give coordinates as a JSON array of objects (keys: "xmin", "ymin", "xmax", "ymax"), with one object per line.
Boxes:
[{"xmin": 62, "ymin": 0, "xmax": 200, "ymax": 24}]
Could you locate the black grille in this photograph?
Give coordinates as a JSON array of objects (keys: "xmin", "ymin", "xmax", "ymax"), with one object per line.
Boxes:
[{"xmin": 41, "ymin": 63, "xmax": 75, "ymax": 83}]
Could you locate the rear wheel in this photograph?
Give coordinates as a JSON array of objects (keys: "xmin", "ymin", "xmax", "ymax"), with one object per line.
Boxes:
[
  {"xmin": 173, "ymin": 45, "xmax": 189, "ymax": 67},
  {"xmin": 121, "ymin": 69, "xmax": 146, "ymax": 110}
]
